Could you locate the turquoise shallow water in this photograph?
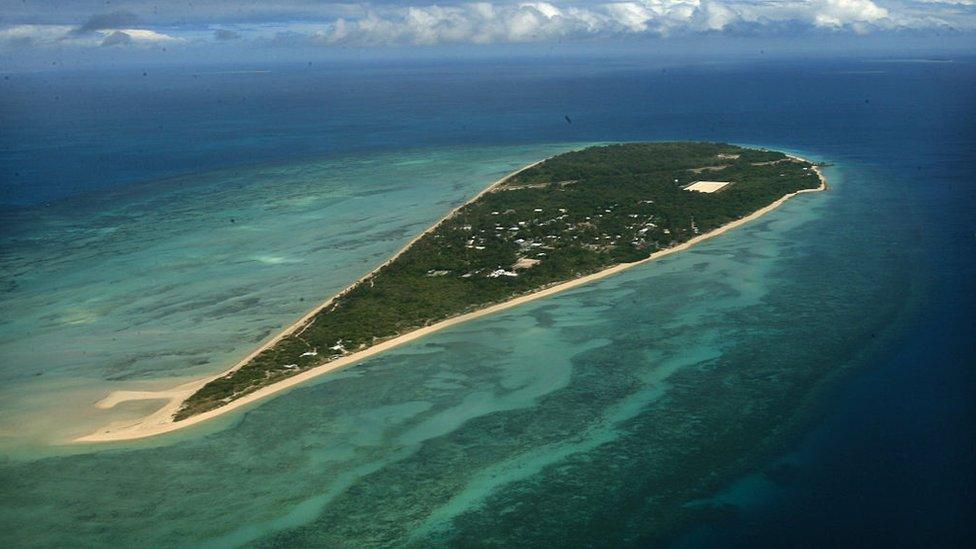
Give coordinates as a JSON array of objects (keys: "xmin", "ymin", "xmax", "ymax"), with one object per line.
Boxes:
[{"xmin": 0, "ymin": 144, "xmax": 581, "ymax": 448}]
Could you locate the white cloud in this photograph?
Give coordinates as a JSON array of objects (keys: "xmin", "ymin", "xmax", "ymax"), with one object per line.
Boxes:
[
  {"xmin": 106, "ymin": 29, "xmax": 183, "ymax": 43},
  {"xmin": 2, "ymin": 1, "xmax": 974, "ymax": 51},
  {"xmin": 694, "ymin": 1, "xmax": 738, "ymax": 31},
  {"xmin": 809, "ymin": 0, "xmax": 889, "ymax": 28},
  {"xmin": 307, "ymin": 0, "xmax": 909, "ymax": 46},
  {"xmin": 0, "ymin": 22, "xmax": 181, "ymax": 49},
  {"xmin": 520, "ymin": 2, "xmax": 563, "ymax": 19},
  {"xmin": 0, "ymin": 24, "xmax": 76, "ymax": 47}
]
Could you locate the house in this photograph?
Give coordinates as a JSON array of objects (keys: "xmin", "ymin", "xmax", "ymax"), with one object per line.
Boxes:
[{"xmin": 487, "ymin": 268, "xmax": 518, "ymax": 278}]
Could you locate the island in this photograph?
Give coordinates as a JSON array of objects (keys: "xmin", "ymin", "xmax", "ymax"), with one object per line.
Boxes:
[{"xmin": 78, "ymin": 142, "xmax": 826, "ymax": 442}]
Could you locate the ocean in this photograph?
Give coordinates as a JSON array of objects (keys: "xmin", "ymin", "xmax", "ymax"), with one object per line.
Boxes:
[{"xmin": 0, "ymin": 56, "xmax": 973, "ymax": 546}]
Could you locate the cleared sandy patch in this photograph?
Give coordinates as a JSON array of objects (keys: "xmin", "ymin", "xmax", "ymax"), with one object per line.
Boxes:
[{"xmin": 684, "ymin": 181, "xmax": 732, "ymax": 193}]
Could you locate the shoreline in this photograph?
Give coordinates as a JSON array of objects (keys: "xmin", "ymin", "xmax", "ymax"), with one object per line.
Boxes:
[{"xmin": 75, "ymin": 156, "xmax": 827, "ymax": 444}]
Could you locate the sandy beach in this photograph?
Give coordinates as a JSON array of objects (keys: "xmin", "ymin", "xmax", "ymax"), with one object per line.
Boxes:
[{"xmin": 75, "ymin": 156, "xmax": 827, "ymax": 444}]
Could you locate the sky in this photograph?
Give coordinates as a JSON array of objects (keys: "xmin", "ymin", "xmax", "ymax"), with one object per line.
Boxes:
[{"xmin": 1, "ymin": 0, "xmax": 975, "ymax": 69}]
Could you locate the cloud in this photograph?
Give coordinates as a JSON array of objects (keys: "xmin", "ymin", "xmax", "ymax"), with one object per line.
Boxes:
[
  {"xmin": 303, "ymin": 0, "xmax": 905, "ymax": 46},
  {"xmin": 93, "ymin": 28, "xmax": 183, "ymax": 46},
  {"xmin": 54, "ymin": 9, "xmax": 181, "ymax": 46},
  {"xmin": 0, "ymin": 25, "xmax": 76, "ymax": 48},
  {"xmin": 214, "ymin": 28, "xmax": 242, "ymax": 40},
  {"xmin": 114, "ymin": 29, "xmax": 182, "ymax": 43},
  {"xmin": 2, "ymin": 1, "xmax": 974, "ymax": 53},
  {"xmin": 100, "ymin": 30, "xmax": 133, "ymax": 47},
  {"xmin": 73, "ymin": 10, "xmax": 141, "ymax": 35},
  {"xmin": 809, "ymin": 0, "xmax": 889, "ymax": 28}
]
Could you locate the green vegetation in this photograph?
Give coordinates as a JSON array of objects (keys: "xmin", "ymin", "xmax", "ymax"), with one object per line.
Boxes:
[{"xmin": 175, "ymin": 142, "xmax": 822, "ymax": 419}]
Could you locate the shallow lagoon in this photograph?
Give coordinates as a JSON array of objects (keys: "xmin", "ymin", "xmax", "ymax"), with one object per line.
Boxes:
[{"xmin": 0, "ymin": 144, "xmax": 581, "ymax": 448}]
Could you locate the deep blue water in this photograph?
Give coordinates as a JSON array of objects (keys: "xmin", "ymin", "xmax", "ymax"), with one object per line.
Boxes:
[
  {"xmin": 4, "ymin": 57, "xmax": 971, "ymax": 206},
  {"xmin": 1, "ymin": 56, "xmax": 974, "ymax": 546}
]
